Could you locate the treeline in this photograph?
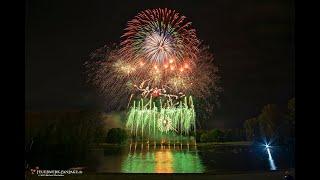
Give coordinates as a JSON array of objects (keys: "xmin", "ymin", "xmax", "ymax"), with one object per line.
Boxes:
[
  {"xmin": 25, "ymin": 110, "xmax": 105, "ymax": 169},
  {"xmin": 243, "ymin": 98, "xmax": 295, "ymax": 144},
  {"xmin": 196, "ymin": 128, "xmax": 246, "ymax": 142},
  {"xmin": 194, "ymin": 97, "xmax": 295, "ymax": 144}
]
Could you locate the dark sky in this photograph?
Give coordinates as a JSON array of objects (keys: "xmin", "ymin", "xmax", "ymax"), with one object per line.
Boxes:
[{"xmin": 25, "ymin": 0, "xmax": 295, "ymax": 128}]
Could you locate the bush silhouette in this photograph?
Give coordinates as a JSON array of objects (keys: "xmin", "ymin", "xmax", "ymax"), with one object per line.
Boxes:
[{"xmin": 106, "ymin": 128, "xmax": 128, "ymax": 144}]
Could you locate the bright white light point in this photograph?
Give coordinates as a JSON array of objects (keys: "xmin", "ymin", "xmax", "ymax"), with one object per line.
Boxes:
[{"xmin": 169, "ymin": 58, "xmax": 174, "ymax": 63}]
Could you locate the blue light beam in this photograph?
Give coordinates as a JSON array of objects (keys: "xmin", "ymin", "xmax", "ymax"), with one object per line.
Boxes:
[{"xmin": 266, "ymin": 146, "xmax": 277, "ymax": 170}]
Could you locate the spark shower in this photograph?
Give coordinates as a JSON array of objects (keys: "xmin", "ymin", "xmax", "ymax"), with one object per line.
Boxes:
[{"xmin": 85, "ymin": 8, "xmax": 220, "ymax": 145}]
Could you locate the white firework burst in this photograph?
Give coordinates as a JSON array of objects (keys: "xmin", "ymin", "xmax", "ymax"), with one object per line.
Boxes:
[
  {"xmin": 142, "ymin": 32, "xmax": 174, "ymax": 63},
  {"xmin": 158, "ymin": 116, "xmax": 174, "ymax": 133}
]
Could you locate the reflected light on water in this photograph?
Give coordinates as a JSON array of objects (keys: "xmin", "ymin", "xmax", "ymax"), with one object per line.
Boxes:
[
  {"xmin": 155, "ymin": 149, "xmax": 173, "ymax": 173},
  {"xmin": 266, "ymin": 147, "xmax": 277, "ymax": 170},
  {"xmin": 121, "ymin": 145, "xmax": 204, "ymax": 173}
]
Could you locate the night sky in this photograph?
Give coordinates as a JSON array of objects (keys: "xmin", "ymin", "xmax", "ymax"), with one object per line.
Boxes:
[{"xmin": 26, "ymin": 0, "xmax": 295, "ymax": 128}]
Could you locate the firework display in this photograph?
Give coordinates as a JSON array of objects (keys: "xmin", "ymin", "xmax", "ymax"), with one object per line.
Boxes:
[
  {"xmin": 126, "ymin": 96, "xmax": 196, "ymax": 141},
  {"xmin": 85, "ymin": 8, "xmax": 220, "ymax": 142},
  {"xmin": 120, "ymin": 8, "xmax": 199, "ymax": 64}
]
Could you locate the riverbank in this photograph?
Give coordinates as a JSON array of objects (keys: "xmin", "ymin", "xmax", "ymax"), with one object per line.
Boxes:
[
  {"xmin": 89, "ymin": 141, "xmax": 253, "ymax": 149},
  {"xmin": 197, "ymin": 141, "xmax": 252, "ymax": 146}
]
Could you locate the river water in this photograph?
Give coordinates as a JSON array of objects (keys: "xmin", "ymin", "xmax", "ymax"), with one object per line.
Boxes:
[{"xmin": 85, "ymin": 143, "xmax": 294, "ymax": 173}]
